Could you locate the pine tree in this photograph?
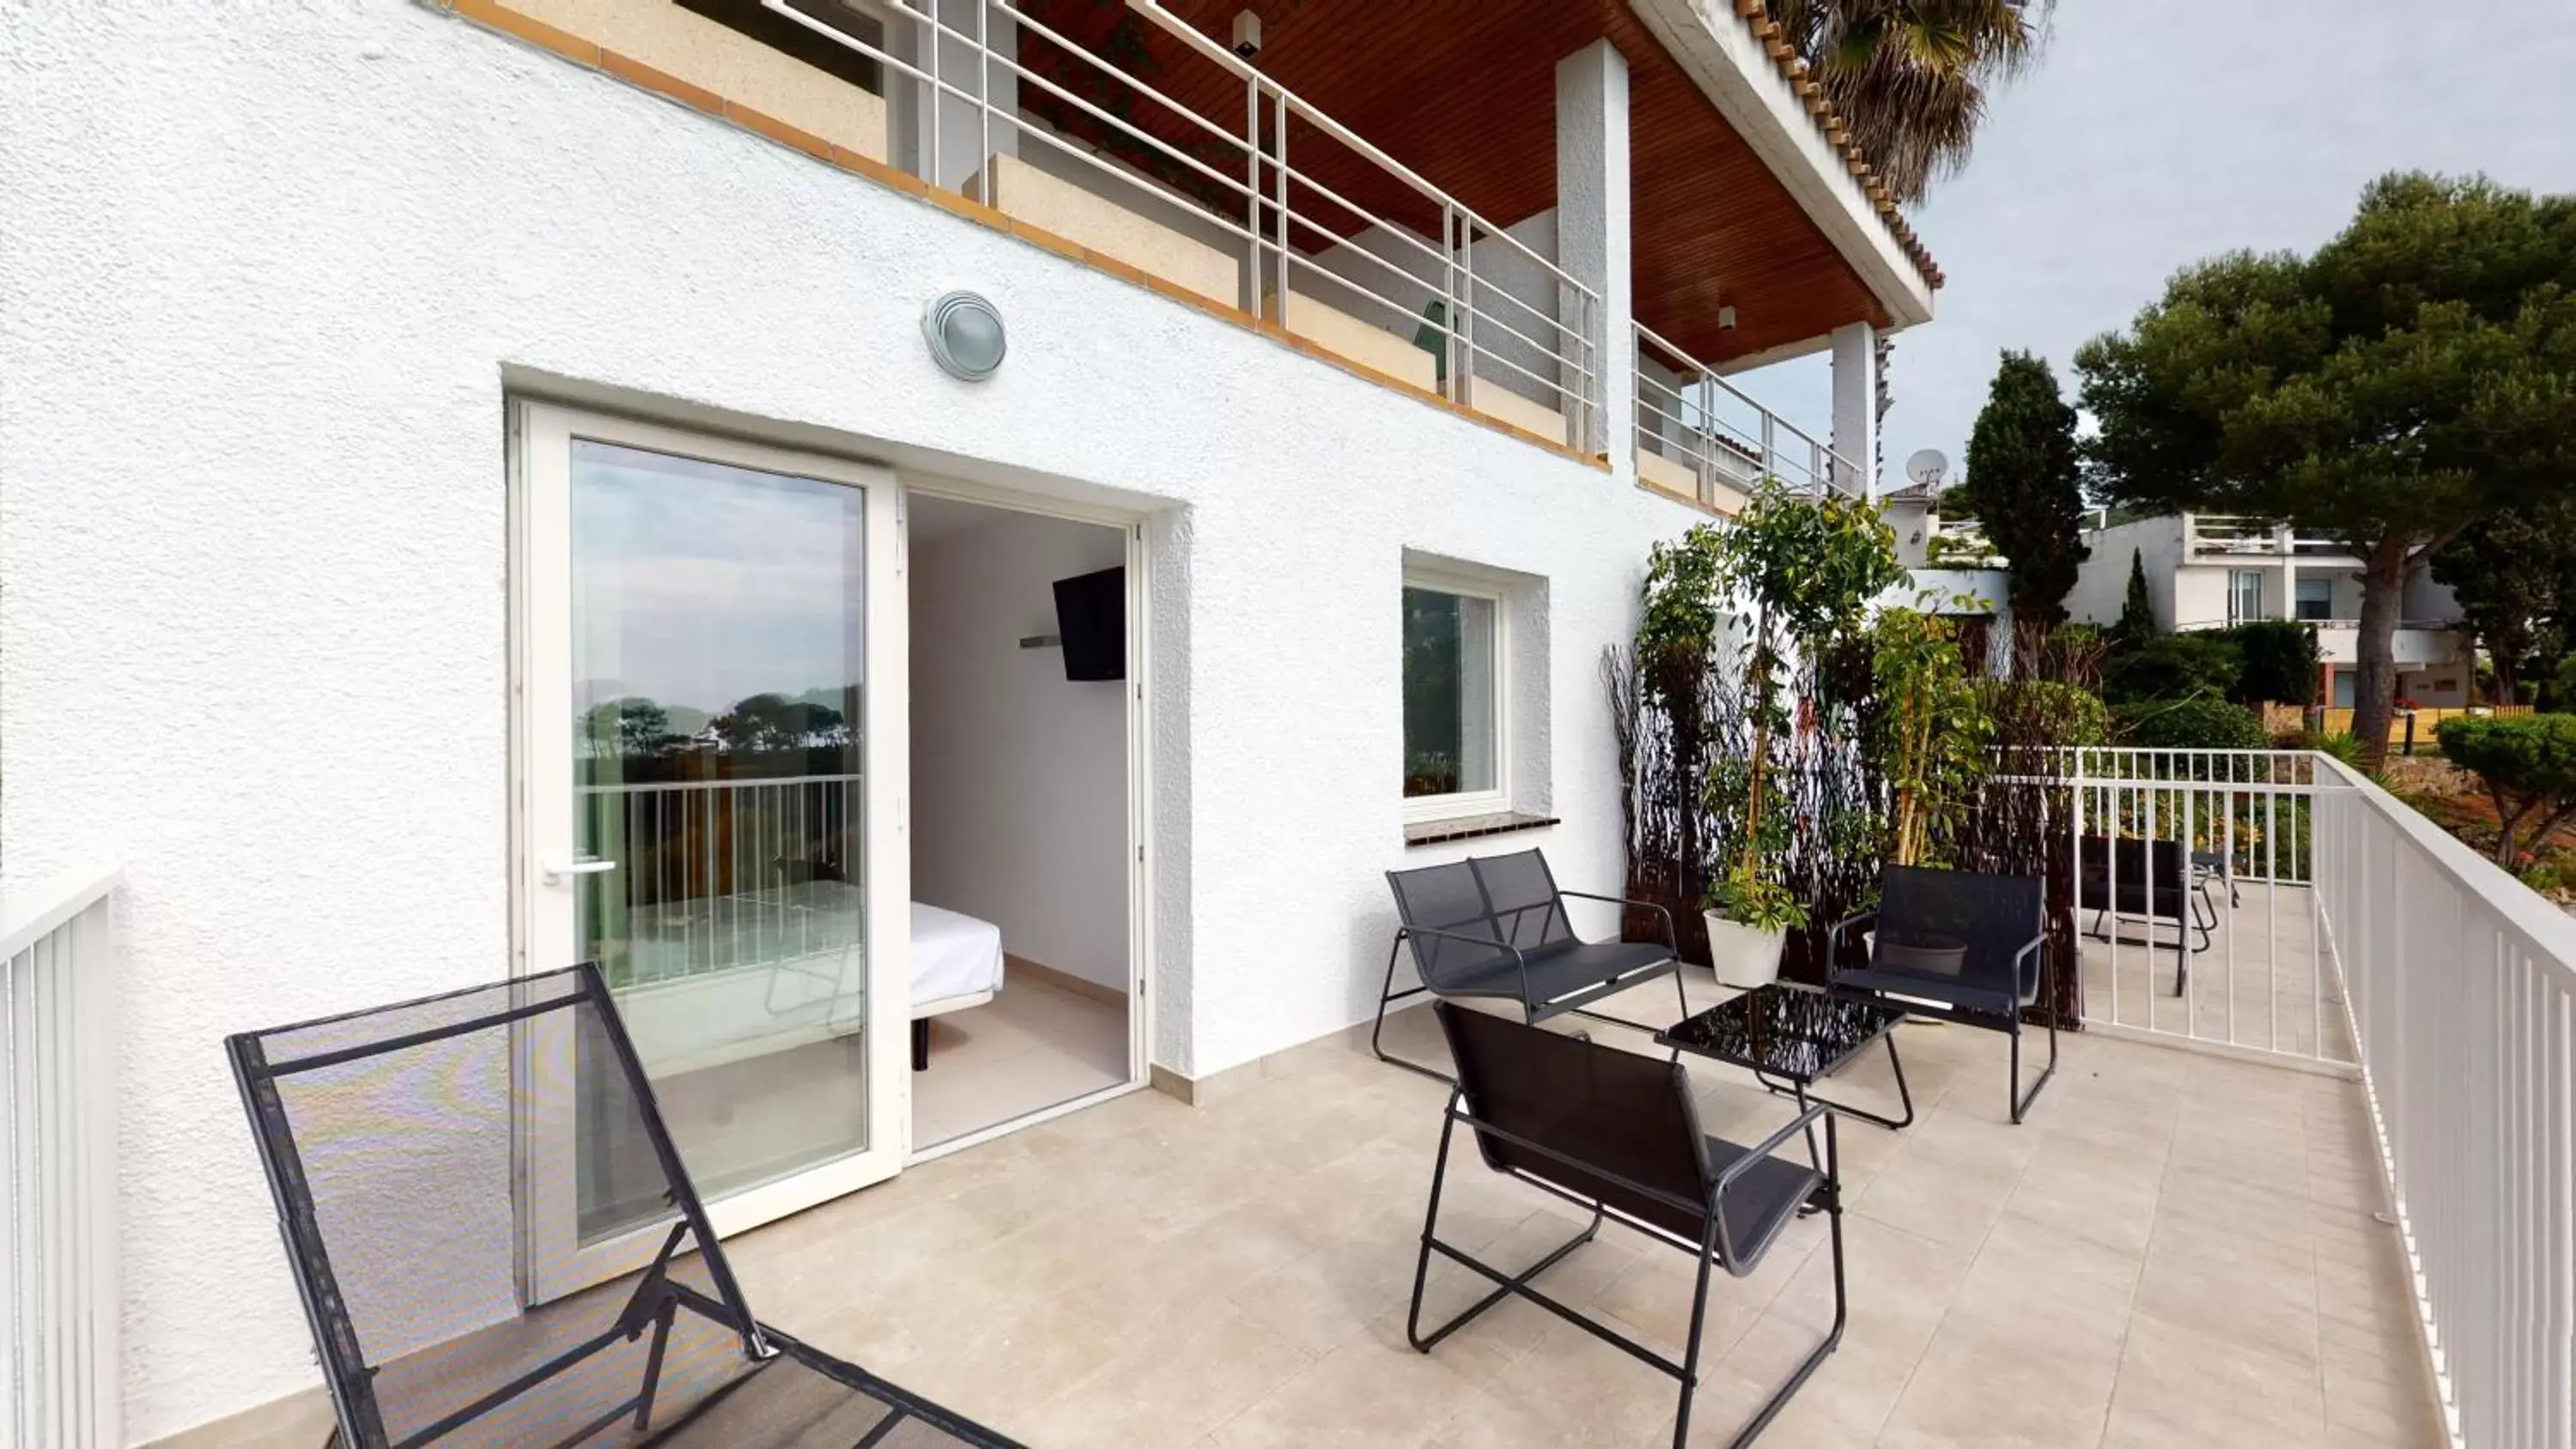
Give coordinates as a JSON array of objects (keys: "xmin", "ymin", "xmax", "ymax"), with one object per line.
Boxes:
[
  {"xmin": 2113, "ymin": 548, "xmax": 2157, "ymax": 646},
  {"xmin": 1955, "ymin": 350, "xmax": 2090, "ymax": 628}
]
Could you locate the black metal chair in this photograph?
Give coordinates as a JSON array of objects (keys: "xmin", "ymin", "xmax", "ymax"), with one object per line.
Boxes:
[
  {"xmin": 1408, "ymin": 1003, "xmax": 1844, "ymax": 1449},
  {"xmin": 1826, "ymin": 866, "xmax": 2057, "ymax": 1124},
  {"xmin": 1372, "ymin": 848, "xmax": 1683, "ymax": 1081},
  {"xmin": 226, "ymin": 965, "xmax": 1018, "ymax": 1449},
  {"xmin": 2079, "ymin": 834, "xmax": 2214, "ymax": 996}
]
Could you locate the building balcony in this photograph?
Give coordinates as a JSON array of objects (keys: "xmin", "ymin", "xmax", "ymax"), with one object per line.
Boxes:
[
  {"xmin": 1634, "ymin": 322, "xmax": 1862, "ymax": 513},
  {"xmin": 2185, "ymin": 515, "xmax": 2353, "ymax": 561},
  {"xmin": 464, "ymin": 0, "xmax": 1904, "ymax": 481}
]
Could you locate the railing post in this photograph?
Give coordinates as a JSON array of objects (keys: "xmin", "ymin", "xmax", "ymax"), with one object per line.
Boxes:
[
  {"xmin": 1442, "ymin": 203, "xmax": 1460, "ymax": 402},
  {"xmin": 1457, "ymin": 226, "xmax": 1475, "ymax": 410},
  {"xmin": 1271, "ymin": 88, "xmax": 1289, "ymax": 332},
  {"xmin": 1243, "ymin": 74, "xmax": 1261, "ymax": 318}
]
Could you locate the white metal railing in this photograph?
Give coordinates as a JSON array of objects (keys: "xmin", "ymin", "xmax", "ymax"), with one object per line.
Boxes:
[
  {"xmin": 578, "ymin": 775, "xmax": 863, "ymax": 988},
  {"xmin": 1631, "ymin": 322, "xmax": 1860, "ymax": 503},
  {"xmin": 2058, "ymin": 748, "xmax": 2347, "ymax": 1065},
  {"xmin": 2186, "ymin": 514, "xmax": 2348, "ymax": 556},
  {"xmin": 1, "ymin": 864, "xmax": 121, "ymax": 1449},
  {"xmin": 764, "ymin": 0, "xmax": 1601, "ymax": 448},
  {"xmin": 2313, "ymin": 754, "xmax": 2576, "ymax": 1449}
]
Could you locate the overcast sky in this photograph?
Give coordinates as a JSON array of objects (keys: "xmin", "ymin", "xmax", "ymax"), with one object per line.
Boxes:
[{"xmin": 1738, "ymin": 0, "xmax": 2576, "ymax": 489}]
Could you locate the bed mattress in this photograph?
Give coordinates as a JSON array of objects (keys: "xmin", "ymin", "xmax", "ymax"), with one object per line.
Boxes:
[{"xmin": 910, "ymin": 900, "xmax": 1005, "ymax": 1009}]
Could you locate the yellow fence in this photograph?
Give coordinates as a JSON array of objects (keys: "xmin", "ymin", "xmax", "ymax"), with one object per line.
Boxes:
[{"xmin": 2318, "ymin": 705, "xmax": 2532, "ymax": 745}]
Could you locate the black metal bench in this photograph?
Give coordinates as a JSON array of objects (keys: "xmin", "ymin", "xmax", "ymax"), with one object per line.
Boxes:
[{"xmin": 1372, "ymin": 847, "xmax": 1683, "ymax": 1081}]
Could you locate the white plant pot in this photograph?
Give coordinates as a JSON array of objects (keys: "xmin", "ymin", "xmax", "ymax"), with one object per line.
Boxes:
[{"xmin": 1702, "ymin": 912, "xmax": 1788, "ymax": 990}]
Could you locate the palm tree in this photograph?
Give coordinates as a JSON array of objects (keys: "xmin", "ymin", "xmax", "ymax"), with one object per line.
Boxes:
[{"xmin": 1765, "ymin": 0, "xmax": 2050, "ymax": 203}]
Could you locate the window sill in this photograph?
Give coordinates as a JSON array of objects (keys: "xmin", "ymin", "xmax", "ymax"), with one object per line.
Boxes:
[{"xmin": 1403, "ymin": 811, "xmax": 1561, "ymax": 848}]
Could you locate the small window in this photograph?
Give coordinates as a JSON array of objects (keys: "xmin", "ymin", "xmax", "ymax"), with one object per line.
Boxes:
[
  {"xmin": 1402, "ymin": 572, "xmax": 1505, "ymax": 819},
  {"xmin": 2227, "ymin": 569, "xmax": 2263, "ymax": 623},
  {"xmin": 2294, "ymin": 577, "xmax": 2332, "ymax": 621}
]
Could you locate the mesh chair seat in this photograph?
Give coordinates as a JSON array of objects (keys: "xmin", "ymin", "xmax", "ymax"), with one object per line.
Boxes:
[
  {"xmin": 226, "ymin": 966, "xmax": 1016, "ymax": 1449},
  {"xmin": 1432, "ymin": 939, "xmax": 1677, "ymax": 1015},
  {"xmin": 1826, "ymin": 962, "xmax": 2036, "ymax": 1016}
]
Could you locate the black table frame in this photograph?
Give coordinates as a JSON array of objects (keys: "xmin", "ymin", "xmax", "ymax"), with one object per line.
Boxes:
[{"xmin": 1656, "ymin": 982, "xmax": 1916, "ymax": 1132}]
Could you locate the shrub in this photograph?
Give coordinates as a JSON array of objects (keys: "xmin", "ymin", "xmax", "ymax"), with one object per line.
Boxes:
[
  {"xmin": 1978, "ymin": 679, "xmax": 2112, "ymax": 748},
  {"xmin": 2112, "ymin": 697, "xmax": 2269, "ymax": 750},
  {"xmin": 2100, "ymin": 633, "xmax": 2241, "ymax": 706},
  {"xmin": 2434, "ymin": 713, "xmax": 2576, "ymax": 865},
  {"xmin": 2229, "ymin": 619, "xmax": 2322, "ymax": 705}
]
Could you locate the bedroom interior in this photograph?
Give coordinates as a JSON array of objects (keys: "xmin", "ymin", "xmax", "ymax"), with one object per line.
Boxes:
[{"xmin": 904, "ymin": 489, "xmax": 1135, "ymax": 1149}]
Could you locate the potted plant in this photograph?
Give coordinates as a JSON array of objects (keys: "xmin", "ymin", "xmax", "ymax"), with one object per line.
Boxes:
[
  {"xmin": 1697, "ymin": 482, "xmax": 1908, "ymax": 987},
  {"xmin": 1853, "ymin": 601, "xmax": 1993, "ymax": 974}
]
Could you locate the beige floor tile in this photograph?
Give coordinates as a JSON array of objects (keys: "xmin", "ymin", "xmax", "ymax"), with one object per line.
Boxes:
[
  {"xmin": 1035, "ymin": 1301, "xmax": 1318, "ymax": 1449},
  {"xmin": 2100, "ymin": 1309, "xmax": 2326, "ymax": 1447},
  {"xmin": 1208, "ymin": 1312, "xmax": 1490, "ymax": 1449},
  {"xmin": 912, "ymin": 974, "xmax": 1129, "ymax": 1148}
]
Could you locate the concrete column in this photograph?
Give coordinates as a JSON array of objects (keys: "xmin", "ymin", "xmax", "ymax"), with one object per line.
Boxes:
[
  {"xmin": 1831, "ymin": 320, "xmax": 1877, "ymax": 497},
  {"xmin": 1555, "ymin": 41, "xmax": 1632, "ymax": 469}
]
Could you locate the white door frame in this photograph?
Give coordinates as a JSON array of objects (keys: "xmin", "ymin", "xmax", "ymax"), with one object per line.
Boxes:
[
  {"xmin": 896, "ymin": 476, "xmax": 1155, "ymax": 1163},
  {"xmin": 507, "ymin": 400, "xmax": 911, "ymax": 1295}
]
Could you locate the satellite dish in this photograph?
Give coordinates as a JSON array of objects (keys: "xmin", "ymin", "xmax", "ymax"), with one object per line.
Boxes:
[{"xmin": 1905, "ymin": 448, "xmax": 1948, "ymax": 488}]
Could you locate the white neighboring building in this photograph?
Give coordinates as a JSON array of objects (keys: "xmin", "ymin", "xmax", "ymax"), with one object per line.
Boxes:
[
  {"xmin": 2067, "ymin": 514, "xmax": 2474, "ymax": 706},
  {"xmin": 0, "ymin": 1, "xmax": 1940, "ymax": 1440}
]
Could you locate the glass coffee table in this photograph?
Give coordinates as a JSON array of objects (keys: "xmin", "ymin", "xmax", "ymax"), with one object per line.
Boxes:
[{"xmin": 1656, "ymin": 981, "xmax": 1915, "ymax": 1131}]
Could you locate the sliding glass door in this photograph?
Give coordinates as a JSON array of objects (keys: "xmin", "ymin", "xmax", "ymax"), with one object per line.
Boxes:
[{"xmin": 513, "ymin": 403, "xmax": 908, "ymax": 1296}]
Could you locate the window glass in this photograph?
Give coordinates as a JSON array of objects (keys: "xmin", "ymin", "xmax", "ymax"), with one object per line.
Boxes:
[
  {"xmin": 1402, "ymin": 586, "xmax": 1498, "ymax": 801},
  {"xmin": 2295, "ymin": 577, "xmax": 2332, "ymax": 621}
]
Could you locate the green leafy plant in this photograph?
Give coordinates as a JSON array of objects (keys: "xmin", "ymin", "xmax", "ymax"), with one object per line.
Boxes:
[
  {"xmin": 2112, "ymin": 697, "xmax": 2269, "ymax": 750},
  {"xmin": 1978, "ymin": 679, "xmax": 2111, "ymax": 748},
  {"xmin": 1700, "ymin": 482, "xmax": 1907, "ymax": 925},
  {"xmin": 2100, "ymin": 633, "xmax": 2242, "ymax": 705},
  {"xmin": 1869, "ymin": 604, "xmax": 1993, "ymax": 866},
  {"xmin": 2230, "ymin": 620, "xmax": 2323, "ymax": 706},
  {"xmin": 2435, "ymin": 714, "xmax": 2576, "ymax": 865}
]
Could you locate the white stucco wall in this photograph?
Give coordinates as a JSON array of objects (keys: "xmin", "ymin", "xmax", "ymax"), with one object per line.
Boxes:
[
  {"xmin": 2066, "ymin": 517, "xmax": 2185, "ymax": 627},
  {"xmin": 0, "ymin": 6, "xmax": 1694, "ymax": 1439}
]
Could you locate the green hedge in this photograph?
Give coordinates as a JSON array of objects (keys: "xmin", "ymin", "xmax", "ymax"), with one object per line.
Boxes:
[{"xmin": 2112, "ymin": 697, "xmax": 2269, "ymax": 750}]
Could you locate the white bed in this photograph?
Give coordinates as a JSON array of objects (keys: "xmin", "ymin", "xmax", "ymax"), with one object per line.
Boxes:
[{"xmin": 909, "ymin": 900, "xmax": 1007, "ymax": 1020}]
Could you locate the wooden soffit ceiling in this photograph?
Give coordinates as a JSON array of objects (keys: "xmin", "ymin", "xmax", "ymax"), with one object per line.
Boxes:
[{"xmin": 1019, "ymin": 0, "xmax": 1914, "ymax": 367}]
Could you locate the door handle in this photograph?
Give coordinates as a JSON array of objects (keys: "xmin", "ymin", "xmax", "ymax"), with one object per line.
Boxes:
[{"xmin": 543, "ymin": 858, "xmax": 618, "ymax": 884}]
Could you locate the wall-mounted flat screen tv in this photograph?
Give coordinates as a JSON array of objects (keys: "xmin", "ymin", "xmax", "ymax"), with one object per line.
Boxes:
[{"xmin": 1052, "ymin": 567, "xmax": 1125, "ymax": 682}]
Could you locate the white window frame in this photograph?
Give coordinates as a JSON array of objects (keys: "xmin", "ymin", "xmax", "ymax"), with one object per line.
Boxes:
[
  {"xmin": 2227, "ymin": 568, "xmax": 2264, "ymax": 623},
  {"xmin": 1400, "ymin": 564, "xmax": 1511, "ymax": 824}
]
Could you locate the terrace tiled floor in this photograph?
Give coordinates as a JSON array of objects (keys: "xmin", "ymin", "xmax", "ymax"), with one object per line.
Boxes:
[{"xmin": 725, "ymin": 967, "xmax": 2445, "ymax": 1448}]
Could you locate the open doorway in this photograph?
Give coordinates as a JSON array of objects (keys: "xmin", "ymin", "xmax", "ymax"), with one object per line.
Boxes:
[{"xmin": 905, "ymin": 488, "xmax": 1137, "ymax": 1150}]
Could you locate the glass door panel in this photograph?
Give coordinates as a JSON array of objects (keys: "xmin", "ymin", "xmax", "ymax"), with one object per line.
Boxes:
[{"xmin": 517, "ymin": 406, "xmax": 907, "ymax": 1296}]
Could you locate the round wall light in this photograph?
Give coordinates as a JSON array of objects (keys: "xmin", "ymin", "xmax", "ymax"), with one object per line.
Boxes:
[{"xmin": 923, "ymin": 291, "xmax": 1006, "ymax": 381}]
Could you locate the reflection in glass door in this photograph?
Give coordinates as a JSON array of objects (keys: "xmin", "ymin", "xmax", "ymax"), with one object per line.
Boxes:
[{"xmin": 516, "ymin": 405, "xmax": 907, "ymax": 1294}]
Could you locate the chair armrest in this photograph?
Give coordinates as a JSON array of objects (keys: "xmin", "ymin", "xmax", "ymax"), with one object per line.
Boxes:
[
  {"xmin": 1556, "ymin": 889, "xmax": 1676, "ymax": 952},
  {"xmin": 1400, "ymin": 924, "xmax": 1532, "ymax": 1004},
  {"xmin": 1825, "ymin": 912, "xmax": 1877, "ymax": 973},
  {"xmin": 1710, "ymin": 1102, "xmax": 1835, "ymax": 1266},
  {"xmin": 2011, "ymin": 932, "xmax": 2046, "ymax": 999}
]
